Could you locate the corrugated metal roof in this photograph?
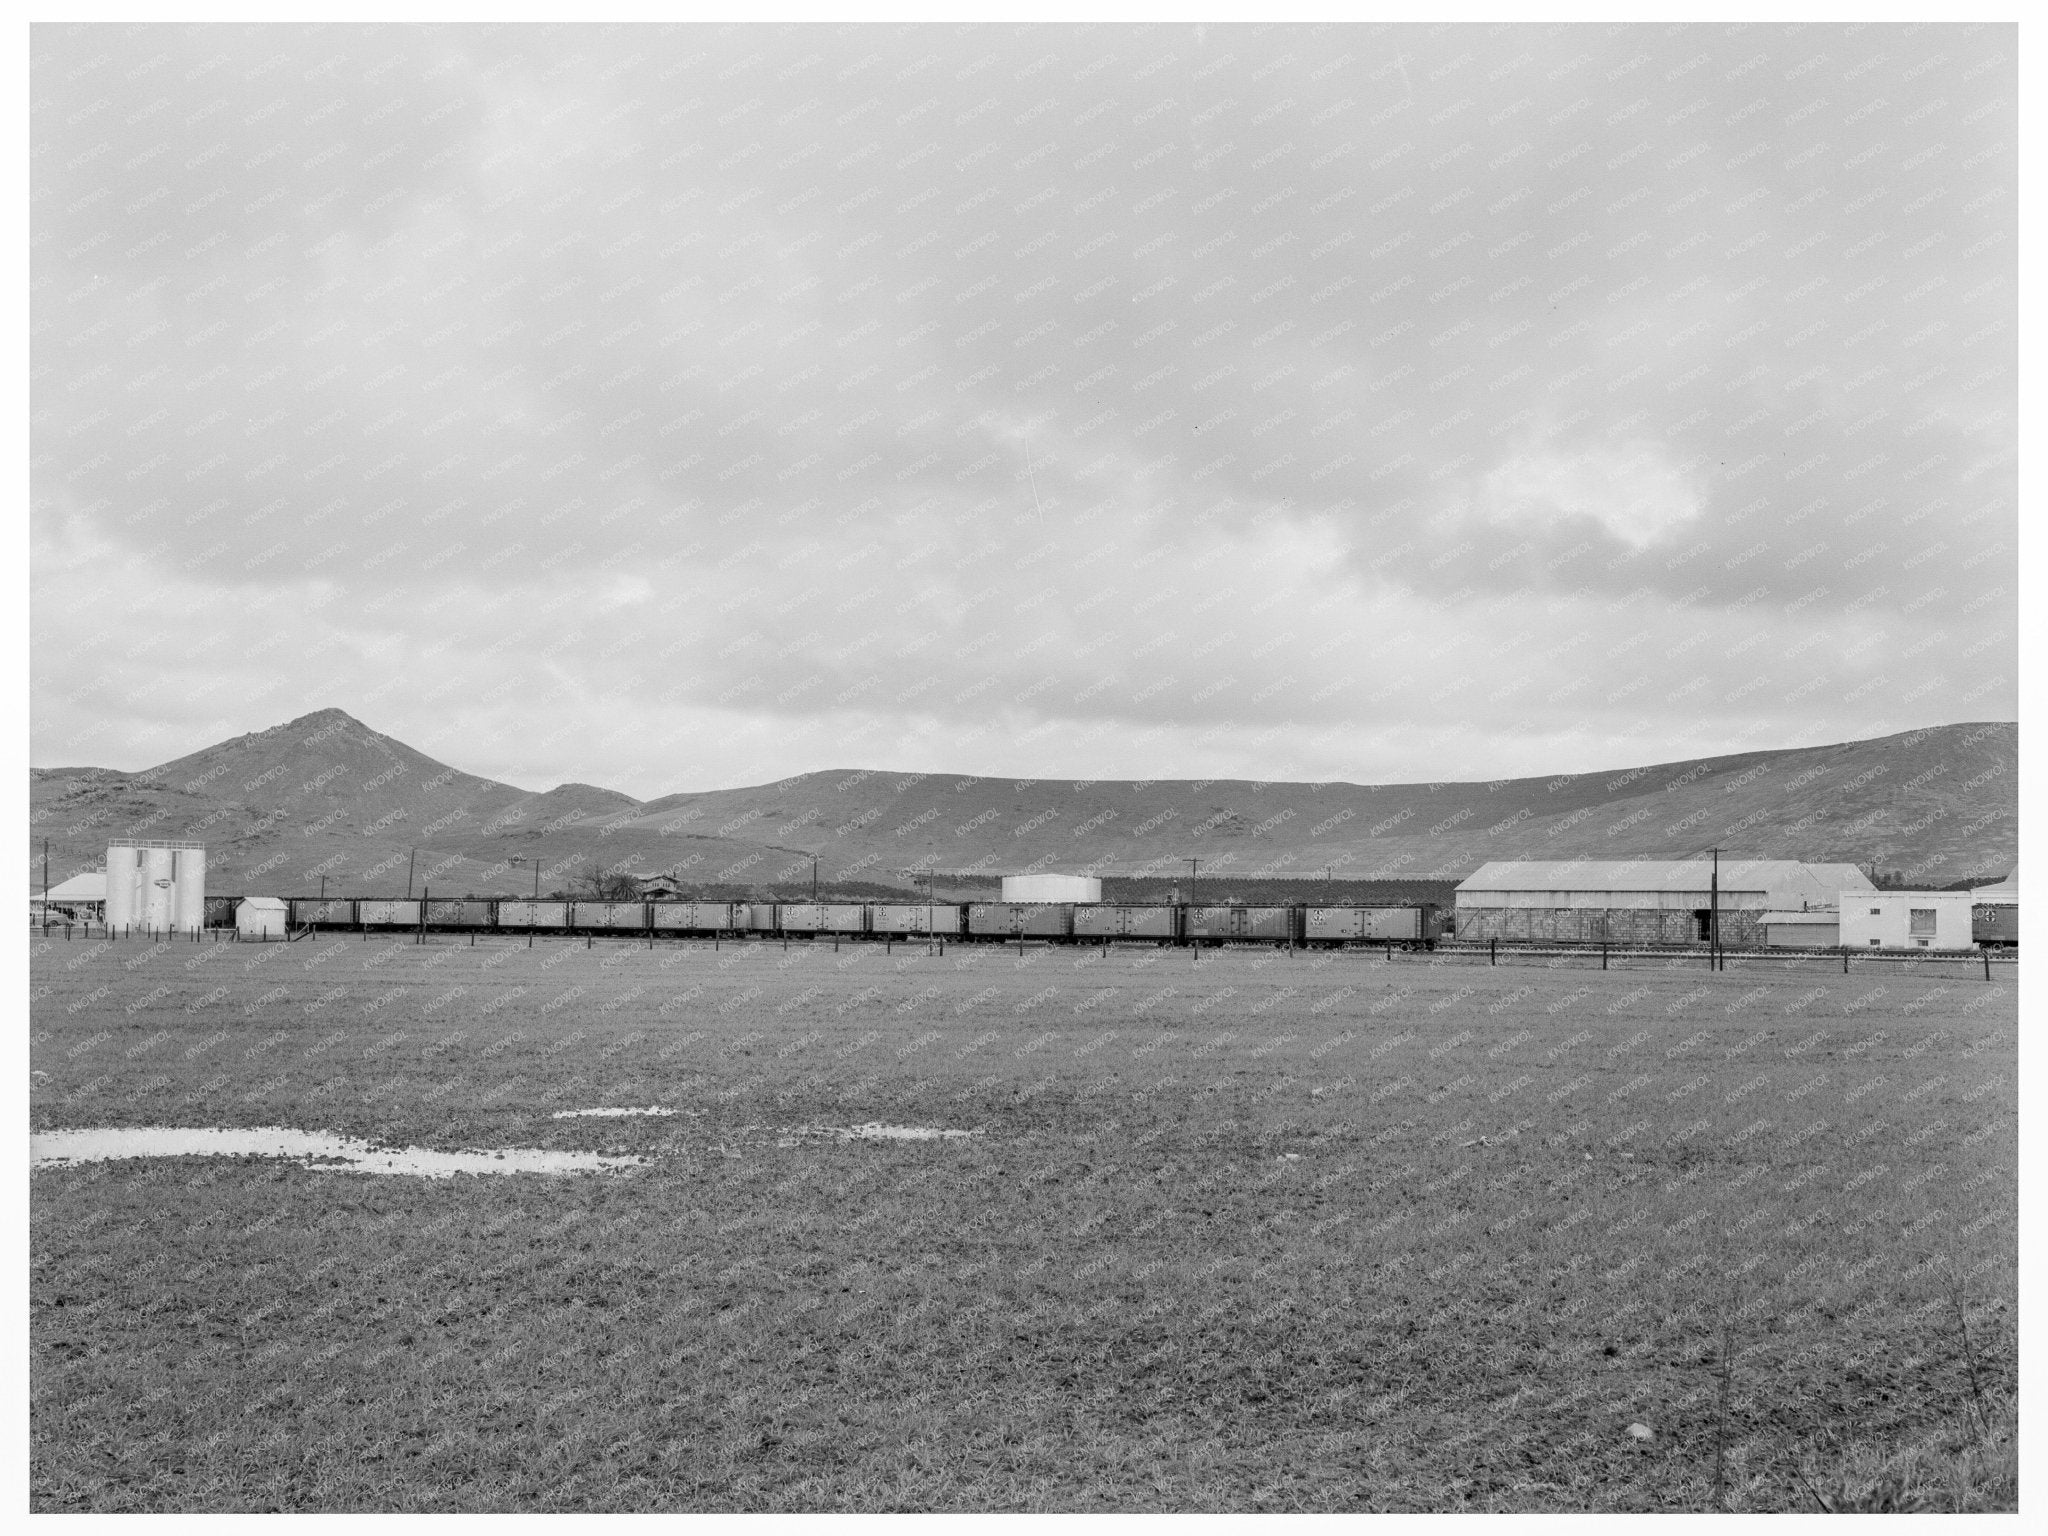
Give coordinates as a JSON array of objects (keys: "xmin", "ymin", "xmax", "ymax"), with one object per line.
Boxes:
[
  {"xmin": 1458, "ymin": 860, "xmax": 1876, "ymax": 908},
  {"xmin": 1462, "ymin": 860, "xmax": 1794, "ymax": 890}
]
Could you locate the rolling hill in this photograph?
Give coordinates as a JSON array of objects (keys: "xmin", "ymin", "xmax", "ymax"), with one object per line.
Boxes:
[{"xmin": 29, "ymin": 711, "xmax": 2017, "ymax": 897}]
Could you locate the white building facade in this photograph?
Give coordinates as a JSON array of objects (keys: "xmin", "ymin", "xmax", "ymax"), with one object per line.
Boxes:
[
  {"xmin": 1837, "ymin": 891, "xmax": 1978, "ymax": 950},
  {"xmin": 1001, "ymin": 874, "xmax": 1102, "ymax": 903}
]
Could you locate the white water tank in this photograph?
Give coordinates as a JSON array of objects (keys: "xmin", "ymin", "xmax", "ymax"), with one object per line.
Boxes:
[
  {"xmin": 104, "ymin": 841, "xmax": 206, "ymax": 932},
  {"xmin": 173, "ymin": 847, "xmax": 206, "ymax": 931},
  {"xmin": 104, "ymin": 845, "xmax": 140, "ymax": 929},
  {"xmin": 1001, "ymin": 874, "xmax": 1102, "ymax": 903}
]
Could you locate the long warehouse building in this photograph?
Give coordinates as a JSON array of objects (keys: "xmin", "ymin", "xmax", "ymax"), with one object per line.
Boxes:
[{"xmin": 1452, "ymin": 859, "xmax": 1875, "ymax": 946}]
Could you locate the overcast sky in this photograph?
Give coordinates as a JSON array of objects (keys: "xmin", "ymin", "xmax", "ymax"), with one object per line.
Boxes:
[{"xmin": 32, "ymin": 22, "xmax": 2015, "ymax": 797}]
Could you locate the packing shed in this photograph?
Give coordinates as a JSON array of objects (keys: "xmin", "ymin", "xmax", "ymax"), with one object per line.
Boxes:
[{"xmin": 1452, "ymin": 860, "xmax": 1875, "ymax": 947}]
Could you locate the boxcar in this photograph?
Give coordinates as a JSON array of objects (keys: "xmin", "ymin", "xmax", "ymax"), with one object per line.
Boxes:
[
  {"xmin": 1184, "ymin": 905, "xmax": 1296, "ymax": 943},
  {"xmin": 967, "ymin": 902, "xmax": 1074, "ymax": 938},
  {"xmin": 358, "ymin": 899, "xmax": 422, "ymax": 927},
  {"xmin": 777, "ymin": 902, "xmax": 867, "ymax": 934},
  {"xmin": 1304, "ymin": 906, "xmax": 1430, "ymax": 944},
  {"xmin": 650, "ymin": 901, "xmax": 738, "ymax": 932},
  {"xmin": 497, "ymin": 900, "xmax": 570, "ymax": 929},
  {"xmin": 203, "ymin": 896, "xmax": 239, "ymax": 929},
  {"xmin": 869, "ymin": 902, "xmax": 964, "ymax": 935},
  {"xmin": 574, "ymin": 900, "xmax": 648, "ymax": 932},
  {"xmin": 1974, "ymin": 903, "xmax": 2018, "ymax": 947},
  {"xmin": 1072, "ymin": 904, "xmax": 1179, "ymax": 940},
  {"xmin": 424, "ymin": 899, "xmax": 492, "ymax": 927},
  {"xmin": 290, "ymin": 898, "xmax": 356, "ymax": 929}
]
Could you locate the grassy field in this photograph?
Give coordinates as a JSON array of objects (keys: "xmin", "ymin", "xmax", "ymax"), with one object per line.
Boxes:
[{"xmin": 30, "ymin": 930, "xmax": 2017, "ymax": 1511}]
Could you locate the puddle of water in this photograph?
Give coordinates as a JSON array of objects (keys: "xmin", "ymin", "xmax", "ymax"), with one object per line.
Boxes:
[
  {"xmin": 763, "ymin": 1122, "xmax": 981, "ymax": 1145},
  {"xmin": 30, "ymin": 1126, "xmax": 646, "ymax": 1178},
  {"xmin": 550, "ymin": 1107, "xmax": 676, "ymax": 1119}
]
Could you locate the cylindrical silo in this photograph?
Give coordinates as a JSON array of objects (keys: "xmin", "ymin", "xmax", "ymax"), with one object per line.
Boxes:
[
  {"xmin": 141, "ymin": 846, "xmax": 174, "ymax": 931},
  {"xmin": 173, "ymin": 847, "xmax": 206, "ymax": 933},
  {"xmin": 104, "ymin": 845, "xmax": 138, "ymax": 931}
]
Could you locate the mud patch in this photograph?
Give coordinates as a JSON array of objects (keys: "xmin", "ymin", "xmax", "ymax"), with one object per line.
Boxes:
[{"xmin": 31, "ymin": 1126, "xmax": 647, "ymax": 1178}]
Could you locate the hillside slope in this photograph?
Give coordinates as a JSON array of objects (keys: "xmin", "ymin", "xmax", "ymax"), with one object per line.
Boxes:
[
  {"xmin": 28, "ymin": 710, "xmax": 801, "ymax": 896},
  {"xmin": 29, "ymin": 714, "xmax": 2016, "ymax": 896}
]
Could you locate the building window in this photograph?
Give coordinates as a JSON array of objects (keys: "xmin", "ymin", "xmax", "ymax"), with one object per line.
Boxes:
[
  {"xmin": 1870, "ymin": 907, "xmax": 1882, "ymax": 916},
  {"xmin": 1909, "ymin": 908, "xmax": 1937, "ymax": 936}
]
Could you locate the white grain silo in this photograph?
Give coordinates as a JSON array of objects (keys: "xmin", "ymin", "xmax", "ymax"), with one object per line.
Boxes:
[
  {"xmin": 105, "ymin": 841, "xmax": 207, "ymax": 933},
  {"xmin": 173, "ymin": 846, "xmax": 206, "ymax": 932},
  {"xmin": 141, "ymin": 846, "xmax": 175, "ymax": 929},
  {"xmin": 104, "ymin": 845, "xmax": 140, "ymax": 930}
]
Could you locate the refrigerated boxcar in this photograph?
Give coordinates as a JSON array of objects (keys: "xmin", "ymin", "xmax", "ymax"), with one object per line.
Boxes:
[
  {"xmin": 357, "ymin": 899, "xmax": 422, "ymax": 927},
  {"xmin": 497, "ymin": 900, "xmax": 570, "ymax": 929},
  {"xmin": 1303, "ymin": 905, "xmax": 1437, "ymax": 946},
  {"xmin": 1072, "ymin": 904, "xmax": 1179, "ymax": 941},
  {"xmin": 425, "ymin": 899, "xmax": 492, "ymax": 928},
  {"xmin": 1183, "ymin": 905, "xmax": 1296, "ymax": 943},
  {"xmin": 290, "ymin": 898, "xmax": 356, "ymax": 929},
  {"xmin": 967, "ymin": 902, "xmax": 1074, "ymax": 938},
  {"xmin": 777, "ymin": 902, "xmax": 867, "ymax": 935},
  {"xmin": 868, "ymin": 903, "xmax": 964, "ymax": 935},
  {"xmin": 575, "ymin": 900, "xmax": 648, "ymax": 932},
  {"xmin": 650, "ymin": 901, "xmax": 738, "ymax": 933},
  {"xmin": 1974, "ymin": 902, "xmax": 2018, "ymax": 947}
]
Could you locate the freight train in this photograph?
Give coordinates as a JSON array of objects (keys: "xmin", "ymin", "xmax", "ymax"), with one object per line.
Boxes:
[
  {"xmin": 219, "ymin": 896, "xmax": 1448, "ymax": 949},
  {"xmin": 1973, "ymin": 903, "xmax": 2019, "ymax": 948}
]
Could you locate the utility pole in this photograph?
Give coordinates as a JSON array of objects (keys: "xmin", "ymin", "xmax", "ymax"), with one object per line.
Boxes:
[
  {"xmin": 320, "ymin": 875, "xmax": 327, "ymax": 903},
  {"xmin": 42, "ymin": 838, "xmax": 49, "ymax": 930},
  {"xmin": 812, "ymin": 855, "xmax": 819, "ymax": 901},
  {"xmin": 1709, "ymin": 846, "xmax": 1721, "ymax": 963},
  {"xmin": 1187, "ymin": 857, "xmax": 1199, "ymax": 907},
  {"xmin": 406, "ymin": 847, "xmax": 417, "ymax": 899}
]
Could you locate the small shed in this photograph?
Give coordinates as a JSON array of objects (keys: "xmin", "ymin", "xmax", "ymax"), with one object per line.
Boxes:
[
  {"xmin": 1002, "ymin": 873, "xmax": 1102, "ymax": 903},
  {"xmin": 1837, "ymin": 891, "xmax": 1976, "ymax": 951},
  {"xmin": 236, "ymin": 897, "xmax": 288, "ymax": 939}
]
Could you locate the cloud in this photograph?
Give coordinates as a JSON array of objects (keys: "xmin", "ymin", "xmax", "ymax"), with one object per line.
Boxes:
[
  {"xmin": 29, "ymin": 23, "xmax": 2017, "ymax": 793},
  {"xmin": 1478, "ymin": 443, "xmax": 1704, "ymax": 550}
]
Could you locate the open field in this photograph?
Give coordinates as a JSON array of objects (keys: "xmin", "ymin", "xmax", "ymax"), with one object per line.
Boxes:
[{"xmin": 31, "ymin": 933, "xmax": 2016, "ymax": 1511}]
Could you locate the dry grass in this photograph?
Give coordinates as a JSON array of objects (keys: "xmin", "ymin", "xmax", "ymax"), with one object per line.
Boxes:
[{"xmin": 30, "ymin": 932, "xmax": 2016, "ymax": 1511}]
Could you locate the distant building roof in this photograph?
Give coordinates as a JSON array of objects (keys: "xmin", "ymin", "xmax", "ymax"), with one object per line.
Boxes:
[
  {"xmin": 43, "ymin": 872, "xmax": 106, "ymax": 901},
  {"xmin": 1973, "ymin": 865, "xmax": 2019, "ymax": 901},
  {"xmin": 1457, "ymin": 860, "xmax": 1874, "ymax": 909}
]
